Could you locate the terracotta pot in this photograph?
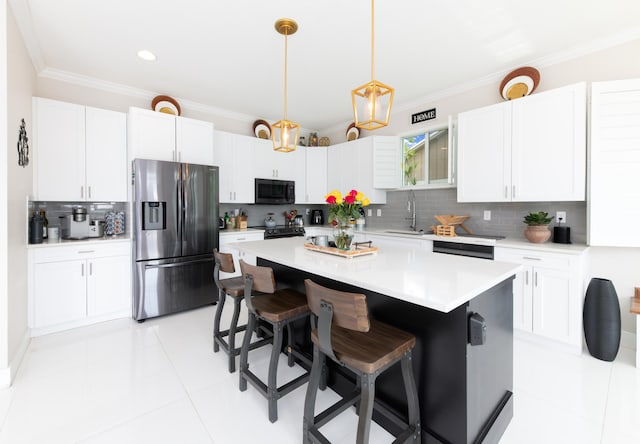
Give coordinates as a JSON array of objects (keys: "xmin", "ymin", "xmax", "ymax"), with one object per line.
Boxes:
[{"xmin": 524, "ymin": 225, "xmax": 551, "ymax": 243}]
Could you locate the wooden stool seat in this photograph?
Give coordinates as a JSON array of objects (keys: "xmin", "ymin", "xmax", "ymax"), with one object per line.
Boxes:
[
  {"xmin": 311, "ymin": 319, "xmax": 415, "ymax": 375},
  {"xmin": 239, "ymin": 260, "xmax": 312, "ymax": 423},
  {"xmin": 218, "ymin": 276, "xmax": 244, "ymax": 298},
  {"xmin": 252, "ymin": 288, "xmax": 309, "ymax": 322},
  {"xmin": 303, "ymin": 279, "xmax": 421, "ymax": 444}
]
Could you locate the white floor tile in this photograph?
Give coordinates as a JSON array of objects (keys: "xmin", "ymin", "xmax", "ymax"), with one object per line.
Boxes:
[{"xmin": 1, "ymin": 305, "xmax": 638, "ymax": 444}]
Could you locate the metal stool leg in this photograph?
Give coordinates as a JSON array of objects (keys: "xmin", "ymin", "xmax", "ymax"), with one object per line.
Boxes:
[
  {"xmin": 402, "ymin": 352, "xmax": 421, "ymax": 442},
  {"xmin": 268, "ymin": 322, "xmax": 284, "ymax": 423},
  {"xmin": 239, "ymin": 312, "xmax": 256, "ymax": 392},
  {"xmin": 227, "ymin": 296, "xmax": 242, "ymax": 373},
  {"xmin": 356, "ymin": 373, "xmax": 376, "ymax": 444},
  {"xmin": 303, "ymin": 345, "xmax": 323, "ymax": 444},
  {"xmin": 286, "ymin": 322, "xmax": 295, "ymax": 367},
  {"xmin": 213, "ymin": 288, "xmax": 225, "ymax": 353}
]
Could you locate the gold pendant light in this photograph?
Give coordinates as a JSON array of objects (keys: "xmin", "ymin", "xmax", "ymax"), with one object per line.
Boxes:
[
  {"xmin": 272, "ymin": 18, "xmax": 300, "ymax": 152},
  {"xmin": 351, "ymin": 0, "xmax": 394, "ymax": 130}
]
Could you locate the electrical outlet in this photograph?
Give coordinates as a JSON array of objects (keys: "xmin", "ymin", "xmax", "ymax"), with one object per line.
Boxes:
[
  {"xmin": 483, "ymin": 210, "xmax": 491, "ymax": 221},
  {"xmin": 377, "ymin": 209, "xmax": 382, "ymax": 217},
  {"xmin": 367, "ymin": 209, "xmax": 372, "ymax": 217},
  {"xmin": 305, "ymin": 208, "xmax": 310, "ymax": 215},
  {"xmin": 556, "ymin": 211, "xmax": 567, "ymax": 224}
]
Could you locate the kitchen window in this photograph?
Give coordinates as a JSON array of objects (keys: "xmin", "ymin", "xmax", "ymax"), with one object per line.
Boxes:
[{"xmin": 400, "ymin": 116, "xmax": 455, "ymax": 189}]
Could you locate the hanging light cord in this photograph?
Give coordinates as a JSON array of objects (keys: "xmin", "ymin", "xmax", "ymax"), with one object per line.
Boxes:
[
  {"xmin": 370, "ymin": 0, "xmax": 375, "ymax": 82},
  {"xmin": 283, "ymin": 27, "xmax": 289, "ymax": 122}
]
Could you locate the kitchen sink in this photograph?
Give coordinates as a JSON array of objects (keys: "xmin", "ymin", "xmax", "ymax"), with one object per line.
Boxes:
[{"xmin": 383, "ymin": 229, "xmax": 428, "ymax": 236}]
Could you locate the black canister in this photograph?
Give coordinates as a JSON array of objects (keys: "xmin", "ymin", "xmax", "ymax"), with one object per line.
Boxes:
[
  {"xmin": 29, "ymin": 213, "xmax": 44, "ymax": 244},
  {"xmin": 552, "ymin": 226, "xmax": 571, "ymax": 244}
]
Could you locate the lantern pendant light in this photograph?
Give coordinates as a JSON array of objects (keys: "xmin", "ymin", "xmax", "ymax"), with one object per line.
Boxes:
[
  {"xmin": 351, "ymin": 0, "xmax": 394, "ymax": 131},
  {"xmin": 272, "ymin": 18, "xmax": 300, "ymax": 153}
]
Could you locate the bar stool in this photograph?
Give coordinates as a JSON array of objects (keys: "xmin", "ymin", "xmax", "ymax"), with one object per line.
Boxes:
[
  {"xmin": 302, "ymin": 279, "xmax": 421, "ymax": 444},
  {"xmin": 239, "ymin": 260, "xmax": 312, "ymax": 423},
  {"xmin": 212, "ymin": 249, "xmax": 247, "ymax": 373}
]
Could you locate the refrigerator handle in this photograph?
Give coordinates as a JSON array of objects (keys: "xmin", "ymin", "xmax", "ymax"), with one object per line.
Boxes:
[
  {"xmin": 144, "ymin": 257, "xmax": 214, "ymax": 269},
  {"xmin": 177, "ymin": 164, "xmax": 182, "ymax": 242}
]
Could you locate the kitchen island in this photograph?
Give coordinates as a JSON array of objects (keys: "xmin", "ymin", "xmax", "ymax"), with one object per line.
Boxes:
[{"xmin": 232, "ymin": 237, "xmax": 521, "ymax": 443}]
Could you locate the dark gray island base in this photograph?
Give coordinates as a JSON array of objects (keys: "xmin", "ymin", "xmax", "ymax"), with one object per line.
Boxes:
[{"xmin": 260, "ymin": 258, "xmax": 514, "ymax": 444}]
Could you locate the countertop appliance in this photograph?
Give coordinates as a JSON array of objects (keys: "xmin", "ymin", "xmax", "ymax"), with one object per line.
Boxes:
[
  {"xmin": 132, "ymin": 159, "xmax": 219, "ymax": 321},
  {"xmin": 61, "ymin": 214, "xmax": 89, "ymax": 240},
  {"xmin": 254, "ymin": 178, "xmax": 295, "ymax": 205},
  {"xmin": 310, "ymin": 209, "xmax": 324, "ymax": 225}
]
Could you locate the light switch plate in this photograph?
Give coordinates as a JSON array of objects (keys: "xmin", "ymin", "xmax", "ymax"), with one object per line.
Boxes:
[{"xmin": 376, "ymin": 209, "xmax": 382, "ymax": 217}]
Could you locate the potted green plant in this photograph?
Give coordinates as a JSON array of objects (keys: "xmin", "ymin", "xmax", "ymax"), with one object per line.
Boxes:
[{"xmin": 523, "ymin": 211, "xmax": 554, "ymax": 243}]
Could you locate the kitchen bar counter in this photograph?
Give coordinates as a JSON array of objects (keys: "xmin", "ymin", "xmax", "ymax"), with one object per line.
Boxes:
[
  {"xmin": 231, "ymin": 236, "xmax": 520, "ymax": 313},
  {"xmin": 233, "ymin": 237, "xmax": 518, "ymax": 443}
]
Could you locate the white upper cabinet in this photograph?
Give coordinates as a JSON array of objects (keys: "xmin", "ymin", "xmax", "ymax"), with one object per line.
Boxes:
[
  {"xmin": 253, "ymin": 138, "xmax": 305, "ymax": 185},
  {"xmin": 213, "ymin": 130, "xmax": 255, "ymax": 203},
  {"xmin": 176, "ymin": 116, "xmax": 215, "ymax": 165},
  {"xmin": 85, "ymin": 107, "xmax": 127, "ymax": 202},
  {"xmin": 457, "ymin": 83, "xmax": 586, "ymax": 202},
  {"xmin": 127, "ymin": 107, "xmax": 175, "ymax": 161},
  {"xmin": 128, "ymin": 107, "xmax": 214, "ymax": 165},
  {"xmin": 33, "ymin": 97, "xmax": 127, "ymax": 202},
  {"xmin": 327, "ymin": 137, "xmax": 388, "ymax": 204},
  {"xmin": 589, "ymin": 79, "xmax": 640, "ymax": 246},
  {"xmin": 302, "ymin": 146, "xmax": 327, "ymax": 204},
  {"xmin": 372, "ymin": 136, "xmax": 402, "ymax": 189}
]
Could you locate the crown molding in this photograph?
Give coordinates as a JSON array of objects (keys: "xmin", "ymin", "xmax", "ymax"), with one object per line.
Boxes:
[{"xmin": 38, "ymin": 67, "xmax": 260, "ymax": 124}]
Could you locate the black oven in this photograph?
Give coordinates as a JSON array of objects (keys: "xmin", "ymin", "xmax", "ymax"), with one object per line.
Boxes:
[{"xmin": 254, "ymin": 178, "xmax": 295, "ymax": 205}]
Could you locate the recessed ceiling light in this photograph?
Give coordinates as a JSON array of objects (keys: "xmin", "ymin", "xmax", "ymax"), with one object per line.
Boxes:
[{"xmin": 137, "ymin": 50, "xmax": 156, "ymax": 61}]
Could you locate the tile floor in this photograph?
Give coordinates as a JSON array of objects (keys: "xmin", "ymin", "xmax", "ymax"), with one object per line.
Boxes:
[{"xmin": 0, "ymin": 305, "xmax": 638, "ymax": 443}]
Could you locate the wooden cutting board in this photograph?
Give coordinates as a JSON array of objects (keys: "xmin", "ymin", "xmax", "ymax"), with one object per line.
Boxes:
[{"xmin": 303, "ymin": 242, "xmax": 378, "ymax": 258}]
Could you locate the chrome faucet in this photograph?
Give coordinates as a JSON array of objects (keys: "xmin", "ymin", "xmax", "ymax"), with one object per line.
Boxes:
[{"xmin": 406, "ymin": 190, "xmax": 417, "ymax": 231}]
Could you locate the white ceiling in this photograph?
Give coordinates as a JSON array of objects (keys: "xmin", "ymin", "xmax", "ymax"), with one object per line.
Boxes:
[{"xmin": 13, "ymin": 0, "xmax": 640, "ymax": 131}]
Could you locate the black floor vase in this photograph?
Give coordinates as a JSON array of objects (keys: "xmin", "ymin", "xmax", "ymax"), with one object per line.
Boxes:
[{"xmin": 583, "ymin": 278, "xmax": 621, "ymax": 361}]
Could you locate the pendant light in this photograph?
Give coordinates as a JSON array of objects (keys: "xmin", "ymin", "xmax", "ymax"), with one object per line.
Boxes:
[
  {"xmin": 272, "ymin": 18, "xmax": 300, "ymax": 153},
  {"xmin": 351, "ymin": 0, "xmax": 394, "ymax": 130}
]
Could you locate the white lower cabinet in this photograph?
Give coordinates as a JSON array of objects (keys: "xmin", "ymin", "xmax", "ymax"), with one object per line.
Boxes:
[
  {"xmin": 218, "ymin": 231, "xmax": 265, "ymax": 278},
  {"xmin": 29, "ymin": 241, "xmax": 131, "ymax": 336},
  {"xmin": 495, "ymin": 246, "xmax": 586, "ymax": 353}
]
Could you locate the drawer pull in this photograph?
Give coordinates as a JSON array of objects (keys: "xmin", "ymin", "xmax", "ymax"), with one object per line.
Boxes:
[
  {"xmin": 522, "ymin": 256, "xmax": 542, "ymax": 261},
  {"xmin": 78, "ymin": 250, "xmax": 95, "ymax": 254}
]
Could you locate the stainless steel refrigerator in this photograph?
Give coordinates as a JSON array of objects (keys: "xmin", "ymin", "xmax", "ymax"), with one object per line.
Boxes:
[{"xmin": 132, "ymin": 159, "xmax": 219, "ymax": 321}]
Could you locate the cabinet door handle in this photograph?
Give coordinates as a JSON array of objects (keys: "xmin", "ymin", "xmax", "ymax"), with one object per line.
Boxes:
[
  {"xmin": 504, "ymin": 186, "xmax": 508, "ymax": 199},
  {"xmin": 80, "ymin": 186, "xmax": 84, "ymax": 199},
  {"xmin": 525, "ymin": 270, "xmax": 529, "ymax": 285},
  {"xmin": 233, "ymin": 191, "xmax": 236, "ymax": 200},
  {"xmin": 89, "ymin": 262, "xmax": 93, "ymax": 276},
  {"xmin": 88, "ymin": 186, "xmax": 92, "ymax": 199},
  {"xmin": 81, "ymin": 263, "xmax": 85, "ymax": 277},
  {"xmin": 512, "ymin": 185, "xmax": 516, "ymax": 199},
  {"xmin": 534, "ymin": 271, "xmax": 538, "ymax": 287},
  {"xmin": 522, "ymin": 256, "xmax": 541, "ymax": 261}
]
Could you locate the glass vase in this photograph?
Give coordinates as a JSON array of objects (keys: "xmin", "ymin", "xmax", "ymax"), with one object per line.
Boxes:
[{"xmin": 333, "ymin": 221, "xmax": 354, "ymax": 250}]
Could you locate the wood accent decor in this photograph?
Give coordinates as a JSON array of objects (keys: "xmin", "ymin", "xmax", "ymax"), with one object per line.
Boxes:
[
  {"xmin": 630, "ymin": 287, "xmax": 640, "ymax": 314},
  {"xmin": 303, "ymin": 242, "xmax": 378, "ymax": 258},
  {"xmin": 214, "ymin": 249, "xmax": 235, "ymax": 274},
  {"xmin": 431, "ymin": 214, "xmax": 472, "ymax": 236}
]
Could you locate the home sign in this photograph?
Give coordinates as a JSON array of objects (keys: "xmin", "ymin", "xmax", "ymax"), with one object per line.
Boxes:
[{"xmin": 411, "ymin": 108, "xmax": 436, "ymax": 125}]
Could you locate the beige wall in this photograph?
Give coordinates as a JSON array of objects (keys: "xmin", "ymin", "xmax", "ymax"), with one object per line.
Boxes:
[
  {"xmin": 1, "ymin": 1, "xmax": 35, "ymax": 383},
  {"xmin": 0, "ymin": 0, "xmax": 8, "ymax": 373}
]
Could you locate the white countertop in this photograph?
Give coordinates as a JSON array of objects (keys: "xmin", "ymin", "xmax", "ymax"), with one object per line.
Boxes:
[
  {"xmin": 27, "ymin": 235, "xmax": 130, "ymax": 248},
  {"xmin": 231, "ymin": 237, "xmax": 522, "ymax": 313},
  {"xmin": 305, "ymin": 226, "xmax": 589, "ymax": 254}
]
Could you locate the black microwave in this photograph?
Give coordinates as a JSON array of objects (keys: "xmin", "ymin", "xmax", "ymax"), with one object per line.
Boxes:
[{"xmin": 254, "ymin": 178, "xmax": 295, "ymax": 205}]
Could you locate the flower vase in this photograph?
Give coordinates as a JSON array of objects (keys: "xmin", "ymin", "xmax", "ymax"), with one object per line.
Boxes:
[{"xmin": 333, "ymin": 221, "xmax": 354, "ymax": 250}]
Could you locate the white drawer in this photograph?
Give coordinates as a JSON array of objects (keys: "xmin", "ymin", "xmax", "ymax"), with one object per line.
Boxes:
[
  {"xmin": 32, "ymin": 241, "xmax": 130, "ymax": 263},
  {"xmin": 495, "ymin": 248, "xmax": 572, "ymax": 270}
]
